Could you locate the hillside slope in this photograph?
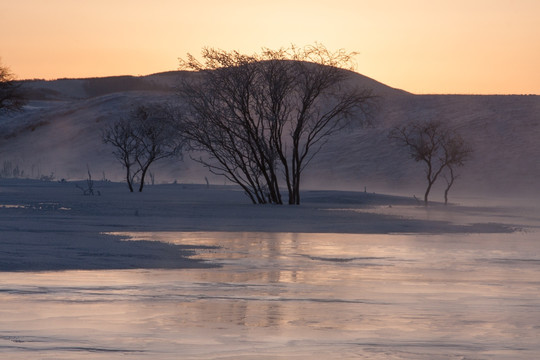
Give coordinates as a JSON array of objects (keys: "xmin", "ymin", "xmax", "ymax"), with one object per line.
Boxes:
[
  {"xmin": 312, "ymin": 94, "xmax": 540, "ymax": 199},
  {"xmin": 1, "ymin": 70, "xmax": 539, "ymax": 201}
]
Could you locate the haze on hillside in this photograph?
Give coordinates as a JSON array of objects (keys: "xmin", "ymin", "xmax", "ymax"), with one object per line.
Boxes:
[{"xmin": 0, "ymin": 70, "xmax": 538, "ymax": 205}]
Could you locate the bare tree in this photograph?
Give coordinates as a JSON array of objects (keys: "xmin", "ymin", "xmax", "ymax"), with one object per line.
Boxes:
[
  {"xmin": 442, "ymin": 134, "xmax": 472, "ymax": 204},
  {"xmin": 131, "ymin": 105, "xmax": 183, "ymax": 192},
  {"xmin": 103, "ymin": 117, "xmax": 140, "ymax": 192},
  {"xmin": 103, "ymin": 104, "xmax": 182, "ymax": 192},
  {"xmin": 75, "ymin": 166, "xmax": 96, "ymax": 195},
  {"xmin": 389, "ymin": 120, "xmax": 471, "ymax": 205},
  {"xmin": 177, "ymin": 44, "xmax": 376, "ymax": 204},
  {"xmin": 0, "ymin": 61, "xmax": 25, "ymax": 113}
]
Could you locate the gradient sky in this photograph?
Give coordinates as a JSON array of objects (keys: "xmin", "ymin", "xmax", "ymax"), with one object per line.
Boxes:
[{"xmin": 1, "ymin": 0, "xmax": 539, "ymax": 94}]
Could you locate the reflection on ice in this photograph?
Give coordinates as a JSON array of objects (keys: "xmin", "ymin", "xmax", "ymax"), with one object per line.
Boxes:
[{"xmin": 2, "ymin": 231, "xmax": 540, "ymax": 359}]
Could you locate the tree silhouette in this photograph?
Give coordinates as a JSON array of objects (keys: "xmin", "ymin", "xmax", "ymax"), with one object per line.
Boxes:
[
  {"xmin": 103, "ymin": 104, "xmax": 183, "ymax": 192},
  {"xmin": 389, "ymin": 120, "xmax": 471, "ymax": 205},
  {"xmin": 177, "ymin": 45, "xmax": 377, "ymax": 204},
  {"xmin": 0, "ymin": 62, "xmax": 25, "ymax": 113},
  {"xmin": 441, "ymin": 134, "xmax": 472, "ymax": 204}
]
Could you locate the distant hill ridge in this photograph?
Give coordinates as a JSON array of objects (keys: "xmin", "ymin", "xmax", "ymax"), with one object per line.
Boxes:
[
  {"xmin": 21, "ymin": 73, "xmax": 175, "ymax": 100},
  {"xmin": 20, "ymin": 65, "xmax": 410, "ymax": 101}
]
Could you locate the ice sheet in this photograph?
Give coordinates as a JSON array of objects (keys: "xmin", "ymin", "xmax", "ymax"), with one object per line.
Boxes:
[{"xmin": 2, "ymin": 231, "xmax": 540, "ymax": 359}]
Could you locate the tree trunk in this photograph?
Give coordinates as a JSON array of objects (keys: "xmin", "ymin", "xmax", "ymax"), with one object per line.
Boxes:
[
  {"xmin": 444, "ymin": 167, "xmax": 455, "ymax": 205},
  {"xmin": 138, "ymin": 167, "xmax": 148, "ymax": 192},
  {"xmin": 424, "ymin": 181, "xmax": 433, "ymax": 206},
  {"xmin": 126, "ymin": 168, "xmax": 134, "ymax": 192},
  {"xmin": 289, "ymin": 135, "xmax": 301, "ymax": 205},
  {"xmin": 293, "ymin": 173, "xmax": 301, "ymax": 205}
]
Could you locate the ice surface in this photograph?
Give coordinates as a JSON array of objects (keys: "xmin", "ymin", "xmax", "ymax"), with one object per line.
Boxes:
[{"xmin": 2, "ymin": 230, "xmax": 540, "ymax": 359}]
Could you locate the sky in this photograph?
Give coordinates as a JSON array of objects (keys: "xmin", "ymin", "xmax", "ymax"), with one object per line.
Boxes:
[{"xmin": 1, "ymin": 0, "xmax": 539, "ymax": 94}]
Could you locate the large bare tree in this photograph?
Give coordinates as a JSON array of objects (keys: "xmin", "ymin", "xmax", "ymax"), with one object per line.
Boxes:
[
  {"xmin": 0, "ymin": 62, "xmax": 25, "ymax": 113},
  {"xmin": 177, "ymin": 45, "xmax": 376, "ymax": 204},
  {"xmin": 103, "ymin": 104, "xmax": 182, "ymax": 192},
  {"xmin": 389, "ymin": 120, "xmax": 471, "ymax": 205}
]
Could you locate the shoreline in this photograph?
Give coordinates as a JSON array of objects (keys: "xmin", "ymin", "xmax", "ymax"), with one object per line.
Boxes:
[{"xmin": 0, "ymin": 179, "xmax": 535, "ymax": 272}]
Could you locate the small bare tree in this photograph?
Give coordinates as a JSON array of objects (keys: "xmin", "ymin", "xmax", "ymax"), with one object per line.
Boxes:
[
  {"xmin": 389, "ymin": 120, "xmax": 471, "ymax": 205},
  {"xmin": 103, "ymin": 117, "xmax": 140, "ymax": 192},
  {"xmin": 0, "ymin": 62, "xmax": 25, "ymax": 113},
  {"xmin": 103, "ymin": 104, "xmax": 183, "ymax": 192},
  {"xmin": 177, "ymin": 44, "xmax": 376, "ymax": 204},
  {"xmin": 75, "ymin": 166, "xmax": 95, "ymax": 195},
  {"xmin": 131, "ymin": 105, "xmax": 183, "ymax": 192},
  {"xmin": 442, "ymin": 134, "xmax": 472, "ymax": 204}
]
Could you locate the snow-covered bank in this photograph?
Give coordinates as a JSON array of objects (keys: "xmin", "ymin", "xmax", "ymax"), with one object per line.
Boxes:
[{"xmin": 0, "ymin": 179, "xmax": 531, "ymax": 272}]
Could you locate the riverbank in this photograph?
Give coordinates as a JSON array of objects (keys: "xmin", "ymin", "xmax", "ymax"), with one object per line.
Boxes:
[{"xmin": 0, "ymin": 179, "xmax": 534, "ymax": 271}]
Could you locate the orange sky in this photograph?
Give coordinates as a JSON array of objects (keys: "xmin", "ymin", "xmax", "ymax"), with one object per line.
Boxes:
[{"xmin": 1, "ymin": 0, "xmax": 539, "ymax": 94}]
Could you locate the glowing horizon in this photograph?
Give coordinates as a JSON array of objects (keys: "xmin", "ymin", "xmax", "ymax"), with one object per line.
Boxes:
[{"xmin": 1, "ymin": 0, "xmax": 539, "ymax": 94}]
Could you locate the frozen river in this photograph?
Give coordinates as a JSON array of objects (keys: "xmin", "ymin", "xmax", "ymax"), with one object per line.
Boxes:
[{"xmin": 2, "ymin": 230, "xmax": 540, "ymax": 359}]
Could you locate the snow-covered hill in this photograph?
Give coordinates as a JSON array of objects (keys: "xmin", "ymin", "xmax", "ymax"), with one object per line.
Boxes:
[
  {"xmin": 1, "ymin": 70, "xmax": 539, "ymax": 201},
  {"xmin": 313, "ymin": 93, "xmax": 540, "ymax": 200}
]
